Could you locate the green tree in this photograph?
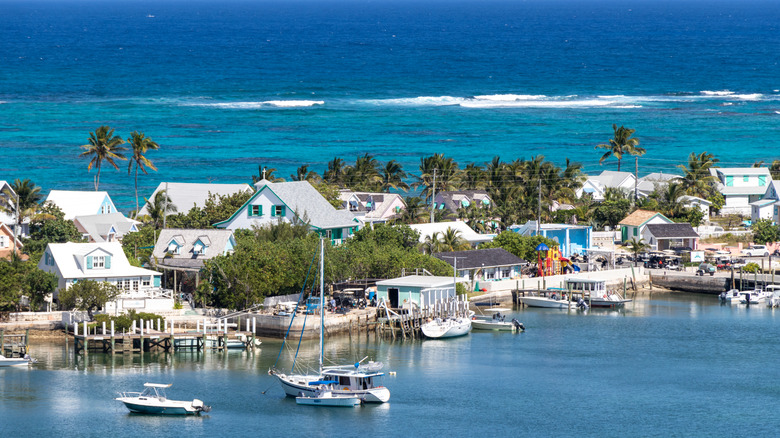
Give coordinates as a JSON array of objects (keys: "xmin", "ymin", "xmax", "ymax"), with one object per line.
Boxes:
[
  {"xmin": 480, "ymin": 231, "xmax": 559, "ymax": 262},
  {"xmin": 676, "ymin": 152, "xmax": 719, "ymax": 199},
  {"xmin": 80, "ymin": 125, "xmax": 127, "ymax": 191},
  {"xmin": 627, "ymin": 238, "xmax": 649, "ymax": 267},
  {"xmin": 380, "ymin": 160, "xmax": 409, "ymax": 192},
  {"xmin": 141, "ymin": 190, "xmax": 177, "ymax": 229},
  {"xmin": 126, "ymin": 131, "xmax": 160, "ymax": 217},
  {"xmin": 23, "ymin": 267, "xmax": 58, "ymax": 310},
  {"xmin": 751, "ymin": 219, "xmax": 779, "ymax": 245},
  {"xmin": 57, "ymin": 280, "xmax": 120, "ymax": 319},
  {"xmin": 23, "ymin": 203, "xmax": 83, "ymax": 258},
  {"xmin": 596, "ymin": 124, "xmax": 645, "ymax": 171}
]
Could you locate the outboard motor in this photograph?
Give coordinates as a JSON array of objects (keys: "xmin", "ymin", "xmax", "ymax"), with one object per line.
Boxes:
[
  {"xmin": 745, "ymin": 293, "xmax": 751, "ymax": 305},
  {"xmin": 511, "ymin": 318, "xmax": 525, "ymax": 331},
  {"xmin": 576, "ymin": 298, "xmax": 589, "ymax": 310}
]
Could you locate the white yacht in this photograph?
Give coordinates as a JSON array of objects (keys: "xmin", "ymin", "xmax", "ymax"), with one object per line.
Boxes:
[
  {"xmin": 115, "ymin": 383, "xmax": 210, "ymax": 415},
  {"xmin": 421, "ymin": 317, "xmax": 472, "ymax": 338}
]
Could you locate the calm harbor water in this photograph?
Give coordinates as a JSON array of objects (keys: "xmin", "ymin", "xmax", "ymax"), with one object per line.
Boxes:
[{"xmin": 3, "ymin": 292, "xmax": 780, "ymax": 437}]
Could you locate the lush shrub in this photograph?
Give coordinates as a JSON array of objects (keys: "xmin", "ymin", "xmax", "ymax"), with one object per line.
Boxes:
[
  {"xmin": 742, "ymin": 262, "xmax": 761, "ymax": 273},
  {"xmin": 93, "ymin": 310, "xmax": 167, "ymax": 332}
]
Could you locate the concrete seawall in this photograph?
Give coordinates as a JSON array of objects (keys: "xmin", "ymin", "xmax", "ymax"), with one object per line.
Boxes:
[
  {"xmin": 649, "ymin": 273, "xmax": 729, "ymax": 294},
  {"xmin": 227, "ymin": 308, "xmax": 379, "ymax": 339}
]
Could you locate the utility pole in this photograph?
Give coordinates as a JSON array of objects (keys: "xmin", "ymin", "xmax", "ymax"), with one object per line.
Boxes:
[
  {"xmin": 12, "ymin": 191, "xmax": 19, "ymax": 257},
  {"xmin": 634, "ymin": 156, "xmax": 639, "ymax": 205},
  {"xmin": 430, "ymin": 168, "xmax": 437, "ymax": 224},
  {"xmin": 441, "ymin": 255, "xmax": 466, "ymax": 297},
  {"xmin": 537, "ymin": 178, "xmax": 541, "ymax": 235},
  {"xmin": 163, "ymin": 182, "xmax": 168, "ymax": 229}
]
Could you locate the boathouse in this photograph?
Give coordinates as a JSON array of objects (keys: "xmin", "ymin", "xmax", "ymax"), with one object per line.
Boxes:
[{"xmin": 375, "ymin": 275, "xmax": 456, "ymax": 309}]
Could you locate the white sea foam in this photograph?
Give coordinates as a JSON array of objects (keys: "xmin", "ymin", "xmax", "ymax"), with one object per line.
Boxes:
[
  {"xmin": 460, "ymin": 97, "xmax": 617, "ymax": 108},
  {"xmin": 732, "ymin": 93, "xmax": 762, "ymax": 100},
  {"xmin": 187, "ymin": 100, "xmax": 324, "ymax": 109},
  {"xmin": 364, "ymin": 96, "xmax": 465, "ymax": 106},
  {"xmin": 700, "ymin": 90, "xmax": 735, "ymax": 96},
  {"xmin": 472, "ymin": 94, "xmax": 547, "ymax": 101}
]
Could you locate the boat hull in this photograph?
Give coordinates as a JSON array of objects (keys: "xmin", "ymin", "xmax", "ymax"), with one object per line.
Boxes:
[
  {"xmin": 518, "ymin": 296, "xmax": 575, "ymax": 309},
  {"xmin": 471, "ymin": 320, "xmax": 518, "ymax": 331},
  {"xmin": 117, "ymin": 400, "xmax": 200, "ymax": 415},
  {"xmin": 274, "ymin": 374, "xmax": 390, "ymax": 403},
  {"xmin": 0, "ymin": 358, "xmax": 31, "ymax": 367},
  {"xmin": 296, "ymin": 395, "xmax": 361, "ymax": 407},
  {"xmin": 421, "ymin": 318, "xmax": 472, "ymax": 338}
]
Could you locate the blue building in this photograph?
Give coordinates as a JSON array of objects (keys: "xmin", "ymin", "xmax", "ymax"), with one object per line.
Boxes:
[{"xmin": 509, "ymin": 221, "xmax": 593, "ymax": 258}]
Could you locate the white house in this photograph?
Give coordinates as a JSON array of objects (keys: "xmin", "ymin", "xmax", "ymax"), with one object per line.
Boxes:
[
  {"xmin": 45, "ymin": 190, "xmax": 118, "ymax": 220},
  {"xmin": 711, "ymin": 167, "xmax": 771, "ymax": 216},
  {"xmin": 678, "ymin": 195, "xmax": 712, "ymax": 219},
  {"xmin": 339, "ymin": 190, "xmax": 406, "ymax": 224},
  {"xmin": 576, "ymin": 171, "xmax": 637, "ymax": 201},
  {"xmin": 618, "ymin": 210, "xmax": 673, "ymax": 243},
  {"xmin": 73, "ymin": 212, "xmax": 140, "ymax": 243},
  {"xmin": 38, "ymin": 242, "xmax": 168, "ymax": 315},
  {"xmin": 409, "ymin": 221, "xmax": 494, "ymax": 246},
  {"xmin": 636, "ymin": 172, "xmax": 679, "ymax": 198},
  {"xmin": 138, "ymin": 182, "xmax": 254, "ymax": 216},
  {"xmin": 214, "ymin": 179, "xmax": 359, "ymax": 245},
  {"xmin": 750, "ymin": 181, "xmax": 780, "ymax": 223}
]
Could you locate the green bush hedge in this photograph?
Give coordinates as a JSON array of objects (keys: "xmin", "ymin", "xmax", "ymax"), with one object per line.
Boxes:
[{"xmin": 93, "ymin": 310, "xmax": 167, "ymax": 332}]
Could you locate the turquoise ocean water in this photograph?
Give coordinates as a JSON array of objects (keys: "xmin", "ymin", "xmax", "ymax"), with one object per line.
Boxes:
[
  {"xmin": 1, "ymin": 0, "xmax": 779, "ymax": 210},
  {"xmin": 4, "ymin": 294, "xmax": 780, "ymax": 437}
]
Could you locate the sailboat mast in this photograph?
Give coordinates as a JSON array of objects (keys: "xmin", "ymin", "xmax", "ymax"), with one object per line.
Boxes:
[{"xmin": 319, "ymin": 237, "xmax": 325, "ymax": 373}]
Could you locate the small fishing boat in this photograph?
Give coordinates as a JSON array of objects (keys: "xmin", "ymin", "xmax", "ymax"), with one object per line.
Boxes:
[
  {"xmin": 115, "ymin": 383, "xmax": 211, "ymax": 415},
  {"xmin": 0, "ymin": 354, "xmax": 35, "ymax": 367},
  {"xmin": 471, "ymin": 308, "xmax": 525, "ymax": 332},
  {"xmin": 566, "ymin": 278, "xmax": 632, "ymax": 308},
  {"xmin": 517, "ymin": 294, "xmax": 577, "ymax": 309},
  {"xmin": 295, "ymin": 384, "xmax": 362, "ymax": 407},
  {"xmin": 421, "ymin": 317, "xmax": 472, "ymax": 338}
]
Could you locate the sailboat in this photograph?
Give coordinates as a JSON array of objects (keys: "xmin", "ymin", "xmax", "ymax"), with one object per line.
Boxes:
[{"xmin": 269, "ymin": 239, "xmax": 390, "ymax": 404}]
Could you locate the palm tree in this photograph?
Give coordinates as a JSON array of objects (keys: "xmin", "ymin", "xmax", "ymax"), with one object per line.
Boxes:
[
  {"xmin": 142, "ymin": 190, "xmax": 177, "ymax": 229},
  {"xmin": 675, "ymin": 151, "xmax": 719, "ymax": 198},
  {"xmin": 126, "ymin": 131, "xmax": 160, "ymax": 217},
  {"xmin": 420, "ymin": 232, "xmax": 442, "ymax": 254},
  {"xmin": 627, "ymin": 238, "xmax": 649, "ymax": 267},
  {"xmin": 323, "ymin": 157, "xmax": 346, "ymax": 187},
  {"xmin": 462, "ymin": 163, "xmax": 487, "ymax": 190},
  {"xmin": 440, "ymin": 227, "xmax": 470, "ymax": 251},
  {"xmin": 11, "ymin": 178, "xmax": 43, "ymax": 213},
  {"xmin": 414, "ymin": 154, "xmax": 461, "ymax": 200},
  {"xmin": 80, "ymin": 125, "xmax": 127, "ymax": 190},
  {"xmin": 290, "ymin": 165, "xmax": 320, "ymax": 182},
  {"xmin": 380, "ymin": 160, "xmax": 409, "ymax": 192},
  {"xmin": 595, "ymin": 124, "xmax": 645, "ymax": 171},
  {"xmin": 769, "ymin": 160, "xmax": 780, "ymax": 180},
  {"xmin": 252, "ymin": 164, "xmax": 284, "ymax": 184}
]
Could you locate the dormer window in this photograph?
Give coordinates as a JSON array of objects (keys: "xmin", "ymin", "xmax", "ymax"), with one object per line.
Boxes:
[
  {"xmin": 193, "ymin": 242, "xmax": 207, "ymax": 255},
  {"xmin": 167, "ymin": 241, "xmax": 181, "ymax": 255},
  {"xmin": 93, "ymin": 256, "xmax": 105, "ymax": 268},
  {"xmin": 349, "ymin": 201, "xmax": 359, "ymax": 212}
]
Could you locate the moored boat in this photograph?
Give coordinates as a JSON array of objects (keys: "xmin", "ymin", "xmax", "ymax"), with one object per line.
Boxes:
[
  {"xmin": 295, "ymin": 386, "xmax": 362, "ymax": 407},
  {"xmin": 115, "ymin": 383, "xmax": 211, "ymax": 415},
  {"xmin": 517, "ymin": 294, "xmax": 577, "ymax": 309},
  {"xmin": 566, "ymin": 278, "xmax": 632, "ymax": 308},
  {"xmin": 421, "ymin": 317, "xmax": 472, "ymax": 338},
  {"xmin": 471, "ymin": 308, "xmax": 525, "ymax": 332},
  {"xmin": 0, "ymin": 354, "xmax": 35, "ymax": 367}
]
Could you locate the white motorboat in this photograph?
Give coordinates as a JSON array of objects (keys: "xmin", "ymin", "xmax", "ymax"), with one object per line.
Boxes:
[
  {"xmin": 421, "ymin": 317, "xmax": 472, "ymax": 338},
  {"xmin": 719, "ymin": 289, "xmax": 748, "ymax": 304},
  {"xmin": 517, "ymin": 294, "xmax": 577, "ymax": 309},
  {"xmin": 295, "ymin": 387, "xmax": 362, "ymax": 407},
  {"xmin": 738, "ymin": 289, "xmax": 771, "ymax": 305},
  {"xmin": 271, "ymin": 239, "xmax": 390, "ymax": 404},
  {"xmin": 471, "ymin": 308, "xmax": 525, "ymax": 332},
  {"xmin": 765, "ymin": 285, "xmax": 780, "ymax": 307},
  {"xmin": 115, "ymin": 383, "xmax": 211, "ymax": 415},
  {"xmin": 566, "ymin": 278, "xmax": 632, "ymax": 308},
  {"xmin": 0, "ymin": 354, "xmax": 34, "ymax": 367}
]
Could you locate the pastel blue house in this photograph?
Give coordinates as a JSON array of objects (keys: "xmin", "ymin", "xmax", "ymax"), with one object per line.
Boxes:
[
  {"xmin": 375, "ymin": 275, "xmax": 456, "ymax": 309},
  {"xmin": 45, "ymin": 190, "xmax": 118, "ymax": 220},
  {"xmin": 509, "ymin": 221, "xmax": 593, "ymax": 257}
]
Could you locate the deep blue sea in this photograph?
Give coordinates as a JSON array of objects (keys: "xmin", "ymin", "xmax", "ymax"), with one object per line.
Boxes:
[
  {"xmin": 1, "ymin": 0, "xmax": 780, "ymax": 210},
  {"xmin": 5, "ymin": 294, "xmax": 780, "ymax": 437}
]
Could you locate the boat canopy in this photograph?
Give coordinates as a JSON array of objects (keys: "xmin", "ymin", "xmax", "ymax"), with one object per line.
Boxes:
[{"xmin": 144, "ymin": 383, "xmax": 173, "ymax": 388}]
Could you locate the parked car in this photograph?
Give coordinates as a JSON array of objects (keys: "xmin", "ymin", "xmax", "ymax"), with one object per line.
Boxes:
[
  {"xmin": 742, "ymin": 245, "xmax": 769, "ymax": 257},
  {"xmin": 696, "ymin": 263, "xmax": 717, "ymax": 276}
]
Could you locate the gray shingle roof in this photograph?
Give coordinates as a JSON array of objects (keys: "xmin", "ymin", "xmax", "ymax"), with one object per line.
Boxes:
[
  {"xmin": 138, "ymin": 182, "xmax": 253, "ymax": 216},
  {"xmin": 152, "ymin": 229, "xmax": 235, "ymax": 263},
  {"xmin": 645, "ymin": 223, "xmax": 700, "ymax": 239},
  {"xmin": 434, "ymin": 248, "xmax": 528, "ymax": 269},
  {"xmin": 258, "ymin": 180, "xmax": 356, "ymax": 229},
  {"xmin": 74, "ymin": 212, "xmax": 138, "ymax": 242}
]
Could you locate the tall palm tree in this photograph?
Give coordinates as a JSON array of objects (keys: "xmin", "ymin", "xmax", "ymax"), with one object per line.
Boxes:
[
  {"xmin": 126, "ymin": 131, "xmax": 160, "ymax": 217},
  {"xmin": 252, "ymin": 164, "xmax": 284, "ymax": 184},
  {"xmin": 675, "ymin": 151, "xmax": 719, "ymax": 199},
  {"xmin": 11, "ymin": 178, "xmax": 43, "ymax": 213},
  {"xmin": 462, "ymin": 163, "xmax": 487, "ymax": 190},
  {"xmin": 142, "ymin": 190, "xmax": 177, "ymax": 229},
  {"xmin": 323, "ymin": 157, "xmax": 346, "ymax": 187},
  {"xmin": 440, "ymin": 227, "xmax": 470, "ymax": 251},
  {"xmin": 398, "ymin": 196, "xmax": 426, "ymax": 224},
  {"xmin": 420, "ymin": 232, "xmax": 442, "ymax": 254},
  {"xmin": 414, "ymin": 154, "xmax": 461, "ymax": 200},
  {"xmin": 595, "ymin": 124, "xmax": 645, "ymax": 171},
  {"xmin": 290, "ymin": 165, "xmax": 320, "ymax": 182},
  {"xmin": 80, "ymin": 125, "xmax": 127, "ymax": 190},
  {"xmin": 380, "ymin": 160, "xmax": 409, "ymax": 192},
  {"xmin": 627, "ymin": 238, "xmax": 649, "ymax": 267}
]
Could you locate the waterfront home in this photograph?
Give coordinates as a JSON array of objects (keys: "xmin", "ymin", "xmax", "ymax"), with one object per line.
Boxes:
[
  {"xmin": 710, "ymin": 167, "xmax": 771, "ymax": 216},
  {"xmin": 73, "ymin": 212, "xmax": 139, "ymax": 243},
  {"xmin": 45, "ymin": 190, "xmax": 118, "ymax": 220},
  {"xmin": 678, "ymin": 195, "xmax": 712, "ymax": 219},
  {"xmin": 0, "ymin": 223, "xmax": 25, "ymax": 260},
  {"xmin": 38, "ymin": 241, "xmax": 169, "ymax": 315},
  {"xmin": 434, "ymin": 248, "xmax": 527, "ymax": 284},
  {"xmin": 618, "ymin": 210, "xmax": 673, "ymax": 243},
  {"xmin": 636, "ymin": 172, "xmax": 679, "ymax": 198},
  {"xmin": 339, "ymin": 190, "xmax": 406, "ymax": 224},
  {"xmin": 642, "ymin": 223, "xmax": 700, "ymax": 251},
  {"xmin": 214, "ymin": 179, "xmax": 359, "ymax": 245},
  {"xmin": 432, "ymin": 190, "xmax": 491, "ymax": 218},
  {"xmin": 750, "ymin": 180, "xmax": 780, "ymax": 223},
  {"xmin": 0, "ymin": 180, "xmax": 16, "ymax": 226},
  {"xmin": 409, "ymin": 221, "xmax": 494, "ymax": 246},
  {"xmin": 151, "ymin": 229, "xmax": 236, "ymax": 289},
  {"xmin": 138, "ymin": 182, "xmax": 254, "ymax": 217},
  {"xmin": 375, "ymin": 275, "xmax": 456, "ymax": 308},
  {"xmin": 576, "ymin": 171, "xmax": 637, "ymax": 201},
  {"xmin": 509, "ymin": 220, "xmax": 593, "ymax": 258}
]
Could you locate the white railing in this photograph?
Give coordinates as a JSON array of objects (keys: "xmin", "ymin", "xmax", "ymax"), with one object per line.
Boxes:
[{"xmin": 117, "ymin": 287, "xmax": 172, "ymax": 300}]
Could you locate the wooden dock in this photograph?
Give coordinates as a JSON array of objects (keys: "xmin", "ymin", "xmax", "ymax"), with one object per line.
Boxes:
[
  {"xmin": 70, "ymin": 318, "xmax": 260, "ymax": 355},
  {"xmin": 375, "ymin": 296, "xmax": 471, "ymax": 340},
  {"xmin": 0, "ymin": 330, "xmax": 29, "ymax": 357}
]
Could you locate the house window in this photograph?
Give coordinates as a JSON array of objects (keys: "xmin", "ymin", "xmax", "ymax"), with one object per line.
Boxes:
[
  {"xmin": 132, "ymin": 280, "xmax": 139, "ymax": 291},
  {"xmin": 726, "ymin": 176, "xmax": 733, "ymax": 187},
  {"xmin": 395, "ymin": 206, "xmax": 401, "ymax": 213},
  {"xmin": 167, "ymin": 242, "xmax": 180, "ymax": 255},
  {"xmin": 271, "ymin": 205, "xmax": 285, "ymax": 217},
  {"xmin": 633, "ymin": 228, "xmax": 638, "ymax": 237},
  {"xmin": 759, "ymin": 175, "xmax": 767, "ymax": 186},
  {"xmin": 142, "ymin": 277, "xmax": 150, "ymax": 287},
  {"xmin": 0, "ymin": 235, "xmax": 6, "ymax": 248},
  {"xmin": 744, "ymin": 175, "xmax": 749, "ymax": 183},
  {"xmin": 93, "ymin": 256, "xmax": 105, "ymax": 269},
  {"xmin": 349, "ymin": 201, "xmax": 359, "ymax": 212},
  {"xmin": 193, "ymin": 242, "xmax": 207, "ymax": 255},
  {"xmin": 249, "ymin": 205, "xmax": 263, "ymax": 217},
  {"xmin": 332, "ymin": 229, "xmax": 343, "ymax": 240}
]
